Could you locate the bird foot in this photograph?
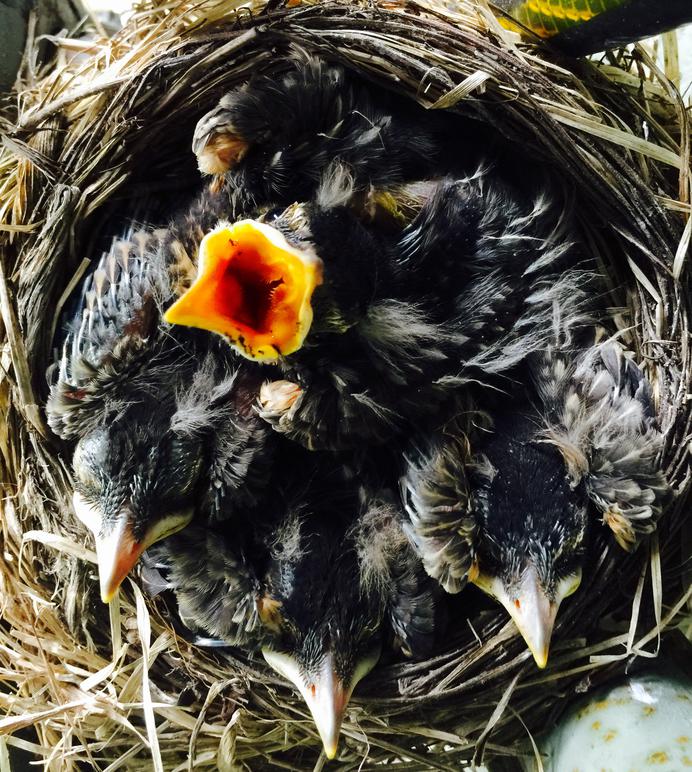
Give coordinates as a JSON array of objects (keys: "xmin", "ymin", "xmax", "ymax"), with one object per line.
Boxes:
[
  {"xmin": 602, "ymin": 506, "xmax": 637, "ymax": 551},
  {"xmin": 258, "ymin": 380, "xmax": 303, "ymax": 416},
  {"xmin": 195, "ymin": 130, "xmax": 249, "ymax": 176}
]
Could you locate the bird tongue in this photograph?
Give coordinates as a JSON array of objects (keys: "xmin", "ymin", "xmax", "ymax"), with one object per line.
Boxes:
[{"xmin": 164, "ymin": 220, "xmax": 323, "ymax": 361}]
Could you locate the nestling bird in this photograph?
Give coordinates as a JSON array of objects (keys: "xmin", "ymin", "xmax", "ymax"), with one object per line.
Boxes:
[
  {"xmin": 192, "ymin": 54, "xmax": 468, "ymax": 214},
  {"xmin": 403, "ymin": 297, "xmax": 670, "ymax": 667},
  {"xmin": 166, "ymin": 168, "xmax": 420, "ymax": 448},
  {"xmin": 171, "ymin": 54, "xmax": 579, "ymax": 449},
  {"xmin": 46, "ymin": 217, "xmax": 273, "ymax": 603},
  {"xmin": 150, "ymin": 455, "xmax": 440, "ymax": 758},
  {"xmin": 165, "ymin": 163, "xmax": 579, "ymax": 450}
]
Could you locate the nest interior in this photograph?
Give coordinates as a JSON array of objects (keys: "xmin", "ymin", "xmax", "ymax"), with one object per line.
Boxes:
[{"xmin": 0, "ymin": 1, "xmax": 690, "ymax": 769}]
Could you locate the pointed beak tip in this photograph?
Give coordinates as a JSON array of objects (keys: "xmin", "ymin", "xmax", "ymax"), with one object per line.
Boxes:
[
  {"xmin": 263, "ymin": 648, "xmax": 363, "ymax": 762},
  {"xmin": 492, "ymin": 565, "xmax": 558, "ymax": 672},
  {"xmin": 313, "ymin": 700, "xmax": 345, "ymax": 762},
  {"xmin": 519, "ymin": 624, "xmax": 552, "ymax": 670},
  {"xmin": 100, "ymin": 588, "xmax": 117, "ymax": 604},
  {"xmin": 532, "ymin": 649, "xmax": 549, "ymax": 669},
  {"xmin": 99, "ymin": 572, "xmax": 123, "ymax": 604},
  {"xmin": 94, "ymin": 520, "xmax": 147, "ymax": 605},
  {"xmin": 323, "ymin": 741, "xmax": 339, "ymax": 760}
]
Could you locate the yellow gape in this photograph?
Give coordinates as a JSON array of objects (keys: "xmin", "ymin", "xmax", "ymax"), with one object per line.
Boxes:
[{"xmin": 165, "ymin": 220, "xmax": 323, "ymax": 361}]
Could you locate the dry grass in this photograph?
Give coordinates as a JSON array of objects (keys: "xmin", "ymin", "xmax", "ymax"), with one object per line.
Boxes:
[{"xmin": 0, "ymin": 1, "xmax": 690, "ymax": 769}]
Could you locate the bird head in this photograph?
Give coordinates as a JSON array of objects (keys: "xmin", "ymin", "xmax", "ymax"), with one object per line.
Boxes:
[
  {"xmin": 164, "ymin": 169, "xmax": 392, "ymax": 363},
  {"xmin": 71, "ymin": 415, "xmax": 203, "ymax": 603},
  {"xmin": 63, "ymin": 344, "xmax": 266, "ymax": 604},
  {"xmin": 157, "ymin": 463, "xmax": 437, "ymax": 757},
  {"xmin": 261, "ymin": 619, "xmax": 381, "ymax": 760},
  {"xmin": 470, "ymin": 430, "xmax": 588, "ymax": 668},
  {"xmin": 254, "ymin": 482, "xmax": 418, "ymax": 759},
  {"xmin": 258, "ymin": 516, "xmax": 383, "ymax": 759}
]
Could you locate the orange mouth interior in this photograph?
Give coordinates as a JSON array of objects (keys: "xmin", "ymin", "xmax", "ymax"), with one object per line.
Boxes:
[{"xmin": 164, "ymin": 221, "xmax": 323, "ymax": 361}]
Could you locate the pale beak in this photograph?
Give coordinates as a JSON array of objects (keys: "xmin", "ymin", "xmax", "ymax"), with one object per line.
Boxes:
[
  {"xmin": 262, "ymin": 647, "xmax": 379, "ymax": 759},
  {"xmin": 95, "ymin": 514, "xmax": 145, "ymax": 604},
  {"xmin": 73, "ymin": 493, "xmax": 193, "ymax": 603},
  {"xmin": 473, "ymin": 564, "xmax": 580, "ymax": 668}
]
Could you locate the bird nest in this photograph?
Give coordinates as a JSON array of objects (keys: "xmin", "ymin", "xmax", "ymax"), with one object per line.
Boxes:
[{"xmin": 0, "ymin": 1, "xmax": 690, "ymax": 769}]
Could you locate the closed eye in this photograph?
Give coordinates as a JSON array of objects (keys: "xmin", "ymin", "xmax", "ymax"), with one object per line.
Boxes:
[
  {"xmin": 73, "ymin": 491, "xmax": 103, "ymax": 534},
  {"xmin": 72, "ymin": 465, "xmax": 103, "ymax": 505}
]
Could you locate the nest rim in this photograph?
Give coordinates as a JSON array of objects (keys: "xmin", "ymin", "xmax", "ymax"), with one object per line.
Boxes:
[{"xmin": 0, "ymin": 1, "xmax": 690, "ymax": 769}]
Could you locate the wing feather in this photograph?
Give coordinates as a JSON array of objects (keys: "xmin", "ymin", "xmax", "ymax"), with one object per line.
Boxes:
[
  {"xmin": 150, "ymin": 526, "xmax": 261, "ymax": 646},
  {"xmin": 47, "ymin": 228, "xmax": 173, "ymax": 439},
  {"xmin": 402, "ymin": 431, "xmax": 477, "ymax": 594},
  {"xmin": 540, "ymin": 335, "xmax": 670, "ymax": 550}
]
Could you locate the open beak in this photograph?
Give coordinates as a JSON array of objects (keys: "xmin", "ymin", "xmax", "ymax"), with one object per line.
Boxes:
[
  {"xmin": 164, "ymin": 220, "xmax": 323, "ymax": 361},
  {"xmin": 473, "ymin": 564, "xmax": 579, "ymax": 668},
  {"xmin": 262, "ymin": 647, "xmax": 379, "ymax": 760},
  {"xmin": 73, "ymin": 493, "xmax": 193, "ymax": 603}
]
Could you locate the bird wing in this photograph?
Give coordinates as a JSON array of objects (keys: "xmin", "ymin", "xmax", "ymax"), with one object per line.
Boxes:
[
  {"xmin": 396, "ymin": 171, "xmax": 586, "ymax": 387},
  {"xmin": 352, "ymin": 495, "xmax": 440, "ymax": 658},
  {"xmin": 575, "ymin": 342, "xmax": 671, "ymax": 550},
  {"xmin": 47, "ymin": 228, "xmax": 174, "ymax": 439},
  {"xmin": 150, "ymin": 525, "xmax": 261, "ymax": 646},
  {"xmin": 402, "ymin": 427, "xmax": 478, "ymax": 594},
  {"xmin": 542, "ymin": 337, "xmax": 670, "ymax": 551},
  {"xmin": 386, "ymin": 540, "xmax": 441, "ymax": 659}
]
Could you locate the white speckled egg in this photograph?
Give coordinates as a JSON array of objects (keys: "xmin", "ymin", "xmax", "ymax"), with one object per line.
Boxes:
[{"xmin": 529, "ymin": 672, "xmax": 692, "ymax": 772}]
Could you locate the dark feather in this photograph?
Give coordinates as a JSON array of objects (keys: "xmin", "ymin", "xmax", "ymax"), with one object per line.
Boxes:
[
  {"xmin": 154, "ymin": 454, "xmax": 441, "ymax": 673},
  {"xmin": 151, "ymin": 525, "xmax": 262, "ymax": 645},
  {"xmin": 193, "ymin": 55, "xmax": 456, "ymax": 211},
  {"xmin": 253, "ymin": 166, "xmax": 584, "ymax": 450},
  {"xmin": 46, "ymin": 201, "xmax": 273, "ymax": 543},
  {"xmin": 547, "ymin": 340, "xmax": 671, "ymax": 550}
]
